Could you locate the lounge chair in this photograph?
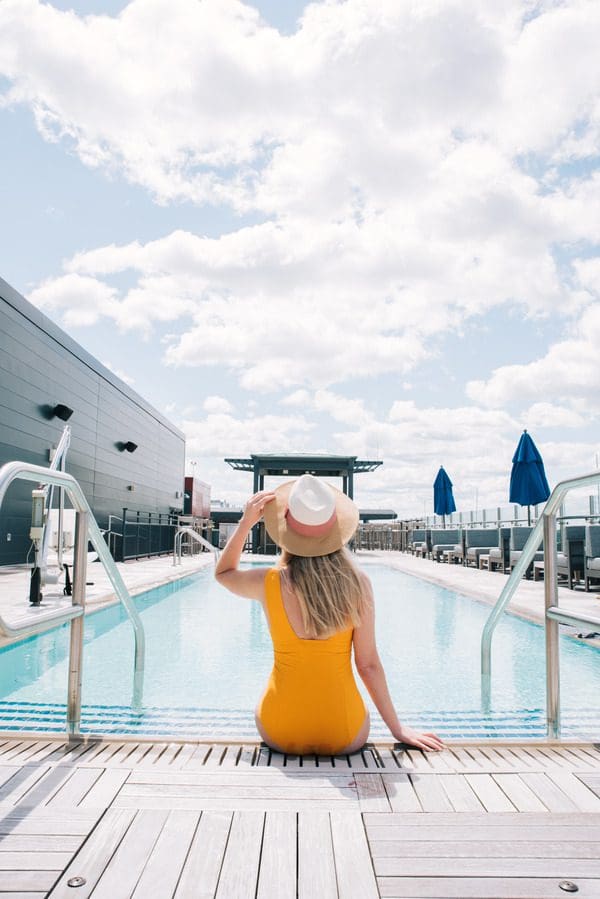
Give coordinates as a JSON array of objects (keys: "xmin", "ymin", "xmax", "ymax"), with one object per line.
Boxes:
[
  {"xmin": 508, "ymin": 526, "xmax": 543, "ymax": 578},
  {"xmin": 556, "ymin": 525, "xmax": 585, "ymax": 590},
  {"xmin": 463, "ymin": 529, "xmax": 497, "ymax": 568},
  {"xmin": 487, "ymin": 527, "xmax": 511, "ymax": 573},
  {"xmin": 408, "ymin": 528, "xmax": 430, "ymax": 557},
  {"xmin": 584, "ymin": 525, "xmax": 600, "ymax": 591},
  {"xmin": 430, "ymin": 529, "xmax": 461, "ymax": 562}
]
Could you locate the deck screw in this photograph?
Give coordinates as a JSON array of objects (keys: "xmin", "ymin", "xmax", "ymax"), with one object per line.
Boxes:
[
  {"xmin": 67, "ymin": 876, "xmax": 86, "ymax": 888},
  {"xmin": 559, "ymin": 882, "xmax": 579, "ymax": 893}
]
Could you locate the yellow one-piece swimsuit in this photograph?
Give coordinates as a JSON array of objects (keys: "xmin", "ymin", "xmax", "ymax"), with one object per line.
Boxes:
[{"xmin": 256, "ymin": 568, "xmax": 367, "ymax": 755}]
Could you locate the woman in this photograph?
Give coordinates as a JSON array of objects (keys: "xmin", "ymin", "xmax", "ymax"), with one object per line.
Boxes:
[{"xmin": 215, "ymin": 474, "xmax": 444, "ymax": 755}]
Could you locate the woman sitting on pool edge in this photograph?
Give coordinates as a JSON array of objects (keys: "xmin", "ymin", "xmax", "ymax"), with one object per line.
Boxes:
[{"xmin": 215, "ymin": 475, "xmax": 444, "ymax": 755}]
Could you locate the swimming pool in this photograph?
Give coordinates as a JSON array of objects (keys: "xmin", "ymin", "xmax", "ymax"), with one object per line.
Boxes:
[{"xmin": 1, "ymin": 564, "xmax": 599, "ymax": 739}]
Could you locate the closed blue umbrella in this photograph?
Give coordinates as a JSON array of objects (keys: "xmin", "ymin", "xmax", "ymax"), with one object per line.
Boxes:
[
  {"xmin": 434, "ymin": 466, "xmax": 456, "ymax": 526},
  {"xmin": 509, "ymin": 430, "xmax": 550, "ymax": 525}
]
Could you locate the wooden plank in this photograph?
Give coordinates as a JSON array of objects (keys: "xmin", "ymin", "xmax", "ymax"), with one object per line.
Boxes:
[
  {"xmin": 0, "ymin": 872, "xmax": 57, "ymax": 891},
  {"xmin": 436, "ymin": 774, "xmax": 485, "ymax": 812},
  {"xmin": 0, "ymin": 834, "xmax": 81, "ymax": 851},
  {"xmin": 202, "ymin": 745, "xmax": 226, "ymax": 769},
  {"xmin": 126, "ymin": 769, "xmax": 355, "ymax": 787},
  {"xmin": 137, "ymin": 742, "xmax": 169, "ymax": 768},
  {"xmin": 409, "ymin": 774, "xmax": 454, "ymax": 812},
  {"xmin": 364, "ymin": 811, "xmax": 600, "ymax": 826},
  {"xmin": 175, "ymin": 810, "xmax": 232, "ymax": 899},
  {"xmin": 366, "ymin": 823, "xmax": 600, "ymax": 842},
  {"xmin": 215, "ymin": 811, "xmax": 264, "ymax": 899},
  {"xmin": 378, "ymin": 876, "xmax": 600, "ymax": 898},
  {"xmin": 298, "ymin": 811, "xmax": 337, "ymax": 899},
  {"xmin": 16, "ymin": 766, "xmax": 79, "ymax": 808},
  {"xmin": 0, "ymin": 765, "xmax": 20, "ymax": 788},
  {"xmin": 520, "ymin": 771, "xmax": 579, "ymax": 812},
  {"xmin": 0, "ymin": 852, "xmax": 72, "ymax": 870},
  {"xmin": 0, "ymin": 811, "xmax": 98, "ymax": 837},
  {"xmin": 0, "ymin": 766, "xmax": 50, "ymax": 804},
  {"xmin": 84, "ymin": 809, "xmax": 168, "ymax": 899},
  {"xmin": 78, "ymin": 768, "xmax": 130, "ymax": 809},
  {"xmin": 49, "ymin": 808, "xmax": 136, "ymax": 898},
  {"xmin": 219, "ymin": 746, "xmax": 241, "ymax": 769},
  {"xmin": 184, "ymin": 744, "xmax": 213, "ymax": 769},
  {"xmin": 492, "ymin": 774, "xmax": 548, "ymax": 812},
  {"xmin": 118, "ymin": 782, "xmax": 357, "ymax": 800},
  {"xmin": 330, "ymin": 811, "xmax": 378, "ymax": 899},
  {"xmin": 381, "ymin": 773, "xmax": 422, "ymax": 812},
  {"xmin": 113, "ymin": 795, "xmax": 359, "ymax": 811},
  {"xmin": 169, "ymin": 742, "xmax": 198, "ymax": 770},
  {"xmin": 374, "ymin": 856, "xmax": 600, "ymax": 877},
  {"xmin": 546, "ymin": 769, "xmax": 600, "ymax": 812},
  {"xmin": 464, "ymin": 774, "xmax": 516, "ymax": 812},
  {"xmin": 355, "ymin": 773, "xmax": 390, "ymax": 811},
  {"xmin": 131, "ymin": 810, "xmax": 198, "ymax": 898},
  {"xmin": 369, "ymin": 839, "xmax": 600, "ymax": 858},
  {"xmin": 256, "ymin": 811, "xmax": 296, "ymax": 899},
  {"xmin": 46, "ymin": 768, "xmax": 103, "ymax": 808},
  {"xmin": 236, "ymin": 746, "xmax": 257, "ymax": 769}
]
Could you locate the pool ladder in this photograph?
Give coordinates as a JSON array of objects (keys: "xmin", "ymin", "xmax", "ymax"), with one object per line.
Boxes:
[
  {"xmin": 0, "ymin": 461, "xmax": 145, "ymax": 737},
  {"xmin": 173, "ymin": 526, "xmax": 219, "ymax": 565},
  {"xmin": 482, "ymin": 468, "xmax": 600, "ymax": 738}
]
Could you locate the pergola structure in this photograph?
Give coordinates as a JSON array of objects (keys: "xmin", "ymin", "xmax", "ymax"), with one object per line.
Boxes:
[
  {"xmin": 225, "ymin": 454, "xmax": 382, "ymax": 500},
  {"xmin": 224, "ymin": 454, "xmax": 383, "ymax": 553}
]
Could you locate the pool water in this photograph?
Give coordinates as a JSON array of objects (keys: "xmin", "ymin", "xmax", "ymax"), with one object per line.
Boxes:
[{"xmin": 1, "ymin": 565, "xmax": 599, "ymax": 738}]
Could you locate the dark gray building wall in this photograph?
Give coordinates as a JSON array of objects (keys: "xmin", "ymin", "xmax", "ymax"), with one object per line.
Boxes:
[{"xmin": 0, "ymin": 276, "xmax": 185, "ymax": 565}]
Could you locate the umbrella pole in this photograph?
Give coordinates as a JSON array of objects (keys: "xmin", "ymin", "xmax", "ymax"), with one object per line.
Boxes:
[{"xmin": 527, "ymin": 505, "xmax": 531, "ymax": 526}]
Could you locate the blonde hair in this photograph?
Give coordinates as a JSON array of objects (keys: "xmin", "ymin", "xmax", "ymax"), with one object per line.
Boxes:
[{"xmin": 278, "ymin": 548, "xmax": 364, "ymax": 639}]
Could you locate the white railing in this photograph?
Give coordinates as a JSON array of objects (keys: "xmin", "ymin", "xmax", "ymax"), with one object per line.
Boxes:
[
  {"xmin": 481, "ymin": 469, "xmax": 600, "ymax": 737},
  {"xmin": 0, "ymin": 461, "xmax": 145, "ymax": 735}
]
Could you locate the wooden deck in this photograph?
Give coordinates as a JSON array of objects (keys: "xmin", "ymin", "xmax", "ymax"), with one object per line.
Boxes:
[{"xmin": 0, "ymin": 738, "xmax": 599, "ymax": 897}]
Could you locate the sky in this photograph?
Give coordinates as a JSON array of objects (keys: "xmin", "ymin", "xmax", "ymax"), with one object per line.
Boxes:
[{"xmin": 1, "ymin": 0, "xmax": 600, "ymax": 517}]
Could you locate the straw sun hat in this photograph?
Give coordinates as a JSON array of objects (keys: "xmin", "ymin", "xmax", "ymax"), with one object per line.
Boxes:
[{"xmin": 262, "ymin": 474, "xmax": 359, "ymax": 558}]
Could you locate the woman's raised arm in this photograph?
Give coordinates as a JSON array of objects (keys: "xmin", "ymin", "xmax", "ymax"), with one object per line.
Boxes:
[
  {"xmin": 352, "ymin": 573, "xmax": 445, "ymax": 752},
  {"xmin": 214, "ymin": 490, "xmax": 276, "ymax": 599}
]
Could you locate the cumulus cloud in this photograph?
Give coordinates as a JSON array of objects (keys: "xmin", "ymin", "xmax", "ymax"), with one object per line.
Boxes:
[
  {"xmin": 466, "ymin": 302, "xmax": 600, "ymax": 414},
  {"xmin": 5, "ymin": 0, "xmax": 599, "ymax": 392},
  {"xmin": 203, "ymin": 395, "xmax": 234, "ymax": 414},
  {"xmin": 3, "ymin": 0, "xmax": 600, "ymax": 508}
]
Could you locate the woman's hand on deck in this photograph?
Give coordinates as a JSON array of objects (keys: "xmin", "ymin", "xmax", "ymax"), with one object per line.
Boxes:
[
  {"xmin": 393, "ymin": 724, "xmax": 445, "ymax": 752},
  {"xmin": 241, "ymin": 491, "xmax": 276, "ymax": 528}
]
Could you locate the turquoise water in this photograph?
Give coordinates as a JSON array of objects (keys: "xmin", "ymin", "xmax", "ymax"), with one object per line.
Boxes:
[{"xmin": 0, "ymin": 565, "xmax": 599, "ymax": 738}]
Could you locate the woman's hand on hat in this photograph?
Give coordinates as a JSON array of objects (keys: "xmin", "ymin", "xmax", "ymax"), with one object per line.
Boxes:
[
  {"xmin": 241, "ymin": 491, "xmax": 276, "ymax": 528},
  {"xmin": 393, "ymin": 724, "xmax": 445, "ymax": 752}
]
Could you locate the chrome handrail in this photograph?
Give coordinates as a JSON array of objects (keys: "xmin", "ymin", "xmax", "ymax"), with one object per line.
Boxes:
[
  {"xmin": 481, "ymin": 469, "xmax": 600, "ymax": 737},
  {"xmin": 173, "ymin": 526, "xmax": 219, "ymax": 565},
  {"xmin": 0, "ymin": 461, "xmax": 145, "ymax": 729}
]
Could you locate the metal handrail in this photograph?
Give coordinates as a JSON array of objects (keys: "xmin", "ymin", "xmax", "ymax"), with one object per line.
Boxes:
[
  {"xmin": 481, "ymin": 469, "xmax": 600, "ymax": 737},
  {"xmin": 173, "ymin": 526, "xmax": 219, "ymax": 565},
  {"xmin": 0, "ymin": 461, "xmax": 145, "ymax": 730}
]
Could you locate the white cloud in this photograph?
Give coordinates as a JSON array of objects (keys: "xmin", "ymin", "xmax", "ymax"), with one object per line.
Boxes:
[
  {"xmin": 203, "ymin": 395, "xmax": 233, "ymax": 414},
  {"xmin": 7, "ymin": 0, "xmax": 599, "ymax": 393},
  {"xmin": 521, "ymin": 402, "xmax": 585, "ymax": 430},
  {"xmin": 466, "ymin": 302, "xmax": 600, "ymax": 413}
]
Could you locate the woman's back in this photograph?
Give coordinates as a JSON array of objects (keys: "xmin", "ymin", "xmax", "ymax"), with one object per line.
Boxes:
[{"xmin": 256, "ymin": 568, "xmax": 366, "ymax": 755}]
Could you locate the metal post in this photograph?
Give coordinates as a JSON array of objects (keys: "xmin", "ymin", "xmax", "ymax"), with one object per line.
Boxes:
[
  {"xmin": 544, "ymin": 511, "xmax": 560, "ymax": 738},
  {"xmin": 67, "ymin": 510, "xmax": 88, "ymax": 737},
  {"xmin": 121, "ymin": 508, "xmax": 127, "ymax": 562}
]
